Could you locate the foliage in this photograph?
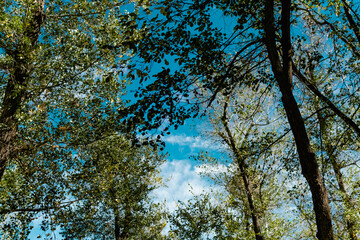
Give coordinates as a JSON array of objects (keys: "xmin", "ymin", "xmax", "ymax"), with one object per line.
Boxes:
[
  {"xmin": 169, "ymin": 193, "xmax": 243, "ymax": 240},
  {"xmin": 1, "ymin": 0, "xmax": 360, "ymax": 239},
  {"xmin": 0, "ymin": 0, "xmax": 164, "ymax": 238},
  {"xmin": 55, "ymin": 135, "xmax": 167, "ymax": 240},
  {"xmin": 125, "ymin": 0, "xmax": 360, "ymax": 238},
  {"xmin": 185, "ymin": 84, "xmax": 300, "ymax": 239},
  {"xmin": 0, "ymin": 0, "xmax": 152, "ymax": 176}
]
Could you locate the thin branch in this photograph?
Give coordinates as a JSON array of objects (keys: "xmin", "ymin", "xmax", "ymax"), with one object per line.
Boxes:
[
  {"xmin": 293, "ymin": 61, "xmax": 360, "ymax": 140},
  {"xmin": 0, "ymin": 199, "xmax": 80, "ymax": 214},
  {"xmin": 206, "ymin": 39, "xmax": 263, "ymax": 108},
  {"xmin": 341, "ymin": 0, "xmax": 360, "ymax": 44}
]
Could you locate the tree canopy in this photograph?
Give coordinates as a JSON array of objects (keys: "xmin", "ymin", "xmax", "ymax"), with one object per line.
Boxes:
[
  {"xmin": 126, "ymin": 0, "xmax": 360, "ymax": 239},
  {"xmin": 0, "ymin": 0, "xmax": 360, "ymax": 239}
]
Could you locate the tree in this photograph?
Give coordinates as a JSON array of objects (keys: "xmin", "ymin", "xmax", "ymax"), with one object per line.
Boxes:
[
  {"xmin": 0, "ymin": 95, "xmax": 128, "ymax": 237},
  {"xmin": 55, "ymin": 135, "xmax": 167, "ymax": 240},
  {"xmin": 126, "ymin": 0, "xmax": 360, "ymax": 239},
  {"xmin": 263, "ymin": 1, "xmax": 333, "ymax": 238},
  {"xmin": 0, "ymin": 0, "xmax": 149, "ymax": 182},
  {"xmin": 189, "ymin": 83, "xmax": 299, "ymax": 239},
  {"xmin": 0, "ymin": 0, "xmax": 160, "ymax": 236},
  {"xmin": 199, "ymin": 88, "xmax": 274, "ymax": 240},
  {"xmin": 0, "ymin": 0, "xmax": 45, "ymax": 181},
  {"xmin": 317, "ymin": 111, "xmax": 360, "ymax": 239},
  {"xmin": 169, "ymin": 193, "xmax": 244, "ymax": 239},
  {"xmin": 299, "ymin": 57, "xmax": 360, "ymax": 239},
  {"xmin": 0, "ymin": 133, "xmax": 168, "ymax": 239}
]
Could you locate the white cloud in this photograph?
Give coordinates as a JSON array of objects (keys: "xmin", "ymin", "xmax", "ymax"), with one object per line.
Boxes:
[
  {"xmin": 153, "ymin": 159, "xmax": 227, "ymax": 235},
  {"xmin": 163, "ymin": 134, "xmax": 224, "ymax": 151},
  {"xmin": 153, "ymin": 159, "xmax": 212, "ymax": 212}
]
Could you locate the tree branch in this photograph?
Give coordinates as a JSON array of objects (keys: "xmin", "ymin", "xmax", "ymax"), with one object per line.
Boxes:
[
  {"xmin": 0, "ymin": 199, "xmax": 80, "ymax": 214},
  {"xmin": 292, "ymin": 61, "xmax": 360, "ymax": 139}
]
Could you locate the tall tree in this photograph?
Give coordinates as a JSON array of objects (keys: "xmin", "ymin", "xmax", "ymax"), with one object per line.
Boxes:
[
  {"xmin": 194, "ymin": 83, "xmax": 298, "ymax": 239},
  {"xmin": 0, "ymin": 0, "xmax": 45, "ymax": 181},
  {"xmin": 56, "ymin": 135, "xmax": 167, "ymax": 240},
  {"xmin": 0, "ymin": 0, "xmax": 149, "ymax": 182},
  {"xmin": 126, "ymin": 0, "xmax": 360, "ymax": 239},
  {"xmin": 264, "ymin": 1, "xmax": 333, "ymax": 238},
  {"xmin": 317, "ymin": 108, "xmax": 359, "ymax": 240},
  {"xmin": 0, "ymin": 0, "xmax": 157, "ymax": 236},
  {"xmin": 202, "ymin": 88, "xmax": 274, "ymax": 240},
  {"xmin": 0, "ymin": 133, "xmax": 168, "ymax": 239}
]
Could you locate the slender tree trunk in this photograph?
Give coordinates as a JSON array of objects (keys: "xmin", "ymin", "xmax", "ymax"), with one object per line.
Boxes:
[
  {"xmin": 0, "ymin": 0, "xmax": 45, "ymax": 181},
  {"xmin": 110, "ymin": 185, "xmax": 123, "ymax": 240},
  {"xmin": 328, "ymin": 150, "xmax": 357, "ymax": 240},
  {"xmin": 118, "ymin": 175, "xmax": 132, "ymax": 240},
  {"xmin": 110, "ymin": 187, "xmax": 124, "ymax": 240},
  {"xmin": 264, "ymin": 1, "xmax": 334, "ymax": 239},
  {"xmin": 221, "ymin": 102, "xmax": 265, "ymax": 240},
  {"xmin": 238, "ymin": 163, "xmax": 264, "ymax": 240},
  {"xmin": 119, "ymin": 205, "xmax": 132, "ymax": 240},
  {"xmin": 114, "ymin": 204, "xmax": 121, "ymax": 240}
]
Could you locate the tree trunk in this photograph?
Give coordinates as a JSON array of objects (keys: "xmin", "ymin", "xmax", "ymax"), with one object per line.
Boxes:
[
  {"xmin": 0, "ymin": 0, "xmax": 44, "ymax": 181},
  {"xmin": 114, "ymin": 205, "xmax": 121, "ymax": 240},
  {"xmin": 110, "ymin": 186, "xmax": 125, "ymax": 240},
  {"xmin": 238, "ymin": 163, "xmax": 264, "ymax": 240},
  {"xmin": 119, "ymin": 205, "xmax": 132, "ymax": 240},
  {"xmin": 118, "ymin": 175, "xmax": 132, "ymax": 240},
  {"xmin": 221, "ymin": 102, "xmax": 265, "ymax": 240},
  {"xmin": 264, "ymin": 0, "xmax": 334, "ymax": 239}
]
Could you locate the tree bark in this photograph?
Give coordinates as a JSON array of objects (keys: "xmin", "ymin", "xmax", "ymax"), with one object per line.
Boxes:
[
  {"xmin": 238, "ymin": 162, "xmax": 264, "ymax": 240},
  {"xmin": 110, "ymin": 186, "xmax": 123, "ymax": 240},
  {"xmin": 119, "ymin": 205, "xmax": 132, "ymax": 240},
  {"xmin": 0, "ymin": 0, "xmax": 44, "ymax": 181},
  {"xmin": 118, "ymin": 175, "xmax": 132, "ymax": 240},
  {"xmin": 264, "ymin": 0, "xmax": 334, "ymax": 239}
]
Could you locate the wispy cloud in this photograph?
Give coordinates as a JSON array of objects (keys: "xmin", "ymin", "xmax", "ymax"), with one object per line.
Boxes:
[
  {"xmin": 153, "ymin": 159, "xmax": 212, "ymax": 212},
  {"xmin": 163, "ymin": 134, "xmax": 224, "ymax": 151}
]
